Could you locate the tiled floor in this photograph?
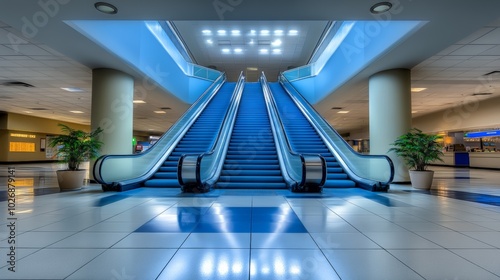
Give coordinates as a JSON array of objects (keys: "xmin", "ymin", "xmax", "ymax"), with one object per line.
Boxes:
[{"xmin": 1, "ymin": 163, "xmax": 500, "ymax": 279}]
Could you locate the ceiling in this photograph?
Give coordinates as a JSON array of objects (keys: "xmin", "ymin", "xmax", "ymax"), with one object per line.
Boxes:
[
  {"xmin": 172, "ymin": 20, "xmax": 330, "ymax": 82},
  {"xmin": 0, "ymin": 0, "xmax": 500, "ymax": 135}
]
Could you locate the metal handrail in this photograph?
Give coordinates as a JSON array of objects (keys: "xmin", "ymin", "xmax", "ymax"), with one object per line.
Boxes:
[
  {"xmin": 178, "ymin": 72, "xmax": 245, "ymax": 191},
  {"xmin": 279, "ymin": 74, "xmax": 394, "ymax": 190},
  {"xmin": 261, "ymin": 72, "xmax": 326, "ymax": 191}
]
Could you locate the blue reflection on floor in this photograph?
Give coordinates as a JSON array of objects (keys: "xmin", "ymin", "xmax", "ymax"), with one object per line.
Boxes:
[
  {"xmin": 135, "ymin": 206, "xmax": 307, "ymax": 233},
  {"xmin": 410, "ymin": 189, "xmax": 500, "ymax": 206}
]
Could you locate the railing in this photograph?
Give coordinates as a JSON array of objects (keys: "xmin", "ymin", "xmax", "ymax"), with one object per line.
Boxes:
[
  {"xmin": 178, "ymin": 72, "xmax": 245, "ymax": 191},
  {"xmin": 261, "ymin": 72, "xmax": 326, "ymax": 191},
  {"xmin": 93, "ymin": 72, "xmax": 226, "ymax": 191},
  {"xmin": 279, "ymin": 74, "xmax": 394, "ymax": 190}
]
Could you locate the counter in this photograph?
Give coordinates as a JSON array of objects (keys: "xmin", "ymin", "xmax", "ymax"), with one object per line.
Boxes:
[{"xmin": 432, "ymin": 152, "xmax": 500, "ymax": 169}]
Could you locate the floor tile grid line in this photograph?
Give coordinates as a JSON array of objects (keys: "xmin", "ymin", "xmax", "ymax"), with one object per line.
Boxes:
[
  {"xmin": 311, "ymin": 196, "xmax": 445, "ymax": 280},
  {"xmin": 0, "ymin": 196, "xmax": 176, "ymax": 275},
  {"xmin": 344, "ymin": 194, "xmax": 500, "ymax": 279},
  {"xmin": 283, "ymin": 197, "xmax": 343, "ymax": 280}
]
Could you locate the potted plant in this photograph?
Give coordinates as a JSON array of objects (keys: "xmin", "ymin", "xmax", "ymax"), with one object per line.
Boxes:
[
  {"xmin": 389, "ymin": 128, "xmax": 444, "ymax": 189},
  {"xmin": 49, "ymin": 124, "xmax": 103, "ymax": 191}
]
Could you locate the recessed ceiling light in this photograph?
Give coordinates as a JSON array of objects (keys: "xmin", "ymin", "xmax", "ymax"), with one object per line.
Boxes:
[
  {"xmin": 337, "ymin": 111, "xmax": 350, "ymax": 114},
  {"xmin": 70, "ymin": 111, "xmax": 84, "ymax": 114},
  {"xmin": 249, "ymin": 39, "xmax": 255, "ymax": 45},
  {"xmin": 411, "ymin": 88, "xmax": 427, "ymax": 92},
  {"xmin": 23, "ymin": 111, "xmax": 32, "ymax": 114},
  {"xmin": 249, "ymin": 30, "xmax": 256, "ymax": 36},
  {"xmin": 260, "ymin": 30, "xmax": 270, "ymax": 36},
  {"xmin": 272, "ymin": 49, "xmax": 282, "ymax": 54},
  {"xmin": 94, "ymin": 2, "xmax": 118, "ymax": 14},
  {"xmin": 247, "ymin": 67, "xmax": 258, "ymax": 71},
  {"xmin": 259, "ymin": 49, "xmax": 269, "ymax": 54},
  {"xmin": 154, "ymin": 110, "xmax": 166, "ymax": 114},
  {"xmin": 271, "ymin": 39, "xmax": 282, "ymax": 47},
  {"xmin": 288, "ymin": 30, "xmax": 298, "ymax": 36},
  {"xmin": 234, "ymin": 48, "xmax": 243, "ymax": 53},
  {"xmin": 206, "ymin": 39, "xmax": 213, "ymax": 45},
  {"xmin": 202, "ymin": 30, "xmax": 212, "ymax": 35},
  {"xmin": 61, "ymin": 87, "xmax": 84, "ymax": 92},
  {"xmin": 231, "ymin": 30, "xmax": 241, "ymax": 36},
  {"xmin": 221, "ymin": 48, "xmax": 230, "ymax": 54},
  {"xmin": 370, "ymin": 2, "xmax": 392, "ymax": 14},
  {"xmin": 274, "ymin": 30, "xmax": 284, "ymax": 36},
  {"xmin": 217, "ymin": 30, "xmax": 226, "ymax": 36},
  {"xmin": 133, "ymin": 100, "xmax": 146, "ymax": 104}
]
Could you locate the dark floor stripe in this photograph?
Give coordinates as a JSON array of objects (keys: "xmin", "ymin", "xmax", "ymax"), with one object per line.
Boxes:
[{"xmin": 409, "ymin": 189, "xmax": 500, "ymax": 206}]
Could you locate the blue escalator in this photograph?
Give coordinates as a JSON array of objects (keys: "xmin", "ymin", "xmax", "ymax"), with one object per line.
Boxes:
[
  {"xmin": 269, "ymin": 82, "xmax": 356, "ymax": 188},
  {"xmin": 215, "ymin": 83, "xmax": 287, "ymax": 189},
  {"xmin": 143, "ymin": 82, "xmax": 236, "ymax": 187}
]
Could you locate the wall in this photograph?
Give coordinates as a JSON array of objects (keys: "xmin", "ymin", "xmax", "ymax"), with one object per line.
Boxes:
[
  {"xmin": 0, "ymin": 113, "xmax": 90, "ymax": 162},
  {"xmin": 412, "ymin": 95, "xmax": 500, "ymax": 133}
]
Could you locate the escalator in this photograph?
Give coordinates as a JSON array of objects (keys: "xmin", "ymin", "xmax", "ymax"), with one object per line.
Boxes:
[
  {"xmin": 269, "ymin": 82, "xmax": 356, "ymax": 188},
  {"xmin": 215, "ymin": 83, "xmax": 287, "ymax": 189},
  {"xmin": 143, "ymin": 82, "xmax": 236, "ymax": 188}
]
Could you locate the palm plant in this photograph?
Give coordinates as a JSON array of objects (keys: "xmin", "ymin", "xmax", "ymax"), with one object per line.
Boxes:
[
  {"xmin": 49, "ymin": 124, "xmax": 103, "ymax": 171},
  {"xmin": 389, "ymin": 128, "xmax": 444, "ymax": 171}
]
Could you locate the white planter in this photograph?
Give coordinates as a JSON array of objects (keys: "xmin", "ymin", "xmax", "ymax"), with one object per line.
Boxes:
[
  {"xmin": 409, "ymin": 170, "xmax": 434, "ymax": 190},
  {"xmin": 56, "ymin": 170, "xmax": 86, "ymax": 191}
]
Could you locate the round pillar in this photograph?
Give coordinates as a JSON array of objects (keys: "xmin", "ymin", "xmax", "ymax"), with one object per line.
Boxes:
[
  {"xmin": 369, "ymin": 68, "xmax": 411, "ymax": 183},
  {"xmin": 91, "ymin": 68, "xmax": 134, "ymax": 156}
]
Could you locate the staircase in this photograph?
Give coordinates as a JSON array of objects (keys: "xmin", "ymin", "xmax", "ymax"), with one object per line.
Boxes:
[{"xmin": 215, "ymin": 83, "xmax": 287, "ymax": 189}]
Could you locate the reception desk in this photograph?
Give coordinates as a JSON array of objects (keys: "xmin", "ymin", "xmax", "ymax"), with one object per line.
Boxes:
[
  {"xmin": 469, "ymin": 152, "xmax": 500, "ymax": 169},
  {"xmin": 433, "ymin": 152, "xmax": 500, "ymax": 169}
]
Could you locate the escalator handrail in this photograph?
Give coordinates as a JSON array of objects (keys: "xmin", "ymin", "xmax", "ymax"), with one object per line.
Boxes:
[
  {"xmin": 279, "ymin": 74, "xmax": 394, "ymax": 186},
  {"xmin": 261, "ymin": 73, "xmax": 326, "ymax": 188},
  {"xmin": 92, "ymin": 72, "xmax": 227, "ymax": 187},
  {"xmin": 179, "ymin": 72, "xmax": 245, "ymax": 187}
]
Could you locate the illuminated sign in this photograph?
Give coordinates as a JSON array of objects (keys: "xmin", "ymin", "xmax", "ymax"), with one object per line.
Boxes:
[
  {"xmin": 10, "ymin": 133, "xmax": 36, "ymax": 138},
  {"xmin": 9, "ymin": 142, "xmax": 36, "ymax": 152},
  {"xmin": 465, "ymin": 130, "xmax": 500, "ymax": 138}
]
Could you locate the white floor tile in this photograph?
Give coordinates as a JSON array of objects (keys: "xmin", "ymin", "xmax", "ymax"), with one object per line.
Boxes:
[
  {"xmin": 324, "ymin": 249, "xmax": 425, "ymax": 280},
  {"xmin": 390, "ymin": 249, "xmax": 500, "ymax": 280},
  {"xmin": 364, "ymin": 231, "xmax": 442, "ymax": 249},
  {"xmin": 415, "ymin": 231, "xmax": 493, "ymax": 249},
  {"xmin": 311, "ymin": 232, "xmax": 381, "ymax": 249},
  {"xmin": 182, "ymin": 233, "xmax": 250, "ymax": 248},
  {"xmin": 113, "ymin": 232, "xmax": 189, "ymax": 248},
  {"xmin": 0, "ymin": 248, "xmax": 104, "ymax": 279},
  {"xmin": 250, "ymin": 249, "xmax": 340, "ymax": 280},
  {"xmin": 251, "ymin": 233, "xmax": 317, "ymax": 249},
  {"xmin": 67, "ymin": 249, "xmax": 176, "ymax": 280},
  {"xmin": 451, "ymin": 249, "xmax": 500, "ymax": 276},
  {"xmin": 157, "ymin": 249, "xmax": 250, "ymax": 280},
  {"xmin": 49, "ymin": 232, "xmax": 129, "ymax": 248}
]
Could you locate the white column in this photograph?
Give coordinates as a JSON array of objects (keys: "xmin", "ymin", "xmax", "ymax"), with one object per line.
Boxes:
[
  {"xmin": 369, "ymin": 68, "xmax": 411, "ymax": 183},
  {"xmin": 91, "ymin": 68, "xmax": 134, "ymax": 156}
]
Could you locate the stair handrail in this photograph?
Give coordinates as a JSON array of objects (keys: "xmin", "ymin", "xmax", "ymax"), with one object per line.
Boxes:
[
  {"xmin": 93, "ymin": 72, "xmax": 227, "ymax": 190},
  {"xmin": 178, "ymin": 71, "xmax": 245, "ymax": 191},
  {"xmin": 278, "ymin": 74, "xmax": 394, "ymax": 190},
  {"xmin": 261, "ymin": 72, "xmax": 326, "ymax": 191}
]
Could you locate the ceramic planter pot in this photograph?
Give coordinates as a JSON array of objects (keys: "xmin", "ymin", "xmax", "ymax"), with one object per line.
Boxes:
[
  {"xmin": 56, "ymin": 170, "xmax": 86, "ymax": 191},
  {"xmin": 409, "ymin": 170, "xmax": 434, "ymax": 190}
]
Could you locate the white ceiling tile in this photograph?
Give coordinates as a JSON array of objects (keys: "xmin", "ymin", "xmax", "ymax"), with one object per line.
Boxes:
[
  {"xmin": 456, "ymin": 28, "xmax": 495, "ymax": 44},
  {"xmin": 4, "ymin": 44, "xmax": 52, "ymax": 56},
  {"xmin": 450, "ymin": 44, "xmax": 497, "ymax": 55},
  {"xmin": 472, "ymin": 28, "xmax": 500, "ymax": 44}
]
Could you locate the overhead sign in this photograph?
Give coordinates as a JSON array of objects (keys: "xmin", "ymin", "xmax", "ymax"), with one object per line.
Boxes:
[{"xmin": 465, "ymin": 130, "xmax": 500, "ymax": 138}]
